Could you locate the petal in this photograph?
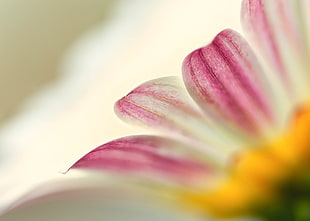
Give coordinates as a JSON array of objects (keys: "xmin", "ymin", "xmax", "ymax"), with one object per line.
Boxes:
[
  {"xmin": 69, "ymin": 136, "xmax": 213, "ymax": 186},
  {"xmin": 300, "ymin": 0, "xmax": 310, "ymax": 54},
  {"xmin": 115, "ymin": 76, "xmax": 244, "ymax": 161},
  {"xmin": 2, "ymin": 178, "xmax": 198, "ymax": 221},
  {"xmin": 241, "ymin": 0, "xmax": 310, "ymax": 101},
  {"xmin": 182, "ymin": 29, "xmax": 275, "ymax": 137}
]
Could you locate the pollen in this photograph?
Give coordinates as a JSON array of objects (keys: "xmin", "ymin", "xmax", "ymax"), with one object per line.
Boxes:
[{"xmin": 183, "ymin": 105, "xmax": 310, "ymax": 217}]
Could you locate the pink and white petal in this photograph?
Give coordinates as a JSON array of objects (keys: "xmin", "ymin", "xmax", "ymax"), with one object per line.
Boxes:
[
  {"xmin": 300, "ymin": 0, "xmax": 310, "ymax": 55},
  {"xmin": 182, "ymin": 29, "xmax": 275, "ymax": 137},
  {"xmin": 68, "ymin": 135, "xmax": 215, "ymax": 186},
  {"xmin": 115, "ymin": 76, "xmax": 245, "ymax": 160},
  {"xmin": 241, "ymin": 0, "xmax": 310, "ymax": 101}
]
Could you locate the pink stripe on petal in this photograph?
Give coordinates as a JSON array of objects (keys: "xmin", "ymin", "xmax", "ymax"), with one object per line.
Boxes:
[
  {"xmin": 213, "ymin": 30, "xmax": 273, "ymax": 120},
  {"xmin": 241, "ymin": 0, "xmax": 310, "ymax": 94},
  {"xmin": 114, "ymin": 77, "xmax": 202, "ymax": 133},
  {"xmin": 182, "ymin": 29, "xmax": 274, "ymax": 136},
  {"xmin": 69, "ymin": 136, "xmax": 212, "ymax": 185},
  {"xmin": 114, "ymin": 77, "xmax": 241, "ymax": 156},
  {"xmin": 277, "ymin": 0, "xmax": 304, "ymax": 50},
  {"xmin": 242, "ymin": 0, "xmax": 287, "ymax": 82}
]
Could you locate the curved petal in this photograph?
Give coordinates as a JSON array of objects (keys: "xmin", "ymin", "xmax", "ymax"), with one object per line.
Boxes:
[
  {"xmin": 69, "ymin": 136, "xmax": 214, "ymax": 186},
  {"xmin": 241, "ymin": 0, "xmax": 310, "ymax": 101},
  {"xmin": 114, "ymin": 76, "xmax": 244, "ymax": 161},
  {"xmin": 1, "ymin": 178, "xmax": 200, "ymax": 221},
  {"xmin": 182, "ymin": 29, "xmax": 275, "ymax": 137}
]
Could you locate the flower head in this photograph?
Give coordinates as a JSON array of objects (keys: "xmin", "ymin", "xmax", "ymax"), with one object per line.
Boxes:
[{"xmin": 69, "ymin": 0, "xmax": 310, "ymax": 220}]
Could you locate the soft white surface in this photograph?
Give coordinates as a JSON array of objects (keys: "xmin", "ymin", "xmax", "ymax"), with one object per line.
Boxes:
[
  {"xmin": 0, "ymin": 0, "xmax": 242, "ymax": 219},
  {"xmin": 0, "ymin": 176, "xmax": 203, "ymax": 221},
  {"xmin": 2, "ymin": 199, "xmax": 200, "ymax": 221}
]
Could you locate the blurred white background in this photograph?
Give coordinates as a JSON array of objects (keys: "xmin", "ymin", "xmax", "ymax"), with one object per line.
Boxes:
[
  {"xmin": 0, "ymin": 0, "xmax": 115, "ymax": 122},
  {"xmin": 0, "ymin": 0, "xmax": 242, "ymax": 220}
]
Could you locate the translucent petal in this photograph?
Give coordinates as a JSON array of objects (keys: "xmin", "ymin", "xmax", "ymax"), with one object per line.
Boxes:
[{"xmin": 115, "ymin": 76, "xmax": 246, "ymax": 162}]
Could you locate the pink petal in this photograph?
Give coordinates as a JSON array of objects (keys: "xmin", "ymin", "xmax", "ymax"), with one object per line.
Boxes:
[
  {"xmin": 241, "ymin": 0, "xmax": 310, "ymax": 97},
  {"xmin": 182, "ymin": 29, "xmax": 274, "ymax": 136},
  {"xmin": 69, "ymin": 136, "xmax": 213, "ymax": 185},
  {"xmin": 114, "ymin": 76, "xmax": 242, "ymax": 158}
]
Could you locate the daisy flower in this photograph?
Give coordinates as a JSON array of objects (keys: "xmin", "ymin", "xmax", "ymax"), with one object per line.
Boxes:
[
  {"xmin": 67, "ymin": 0, "xmax": 310, "ymax": 219},
  {"xmin": 8, "ymin": 0, "xmax": 310, "ymax": 220},
  {"xmin": 65, "ymin": 0, "xmax": 310, "ymax": 220}
]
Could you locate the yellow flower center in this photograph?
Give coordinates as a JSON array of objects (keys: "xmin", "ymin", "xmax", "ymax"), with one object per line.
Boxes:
[{"xmin": 183, "ymin": 105, "xmax": 310, "ymax": 217}]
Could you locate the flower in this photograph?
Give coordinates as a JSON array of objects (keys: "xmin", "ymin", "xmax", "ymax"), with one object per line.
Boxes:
[
  {"xmin": 4, "ymin": 0, "xmax": 308, "ymax": 220},
  {"xmin": 63, "ymin": 0, "xmax": 310, "ymax": 220},
  {"xmin": 67, "ymin": 0, "xmax": 310, "ymax": 220}
]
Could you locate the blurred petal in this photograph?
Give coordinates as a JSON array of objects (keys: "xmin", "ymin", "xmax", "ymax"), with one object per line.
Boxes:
[
  {"xmin": 1, "ymin": 178, "xmax": 201, "ymax": 221},
  {"xmin": 182, "ymin": 29, "xmax": 274, "ymax": 137},
  {"xmin": 69, "ymin": 136, "xmax": 213, "ymax": 186},
  {"xmin": 300, "ymin": 0, "xmax": 310, "ymax": 53},
  {"xmin": 241, "ymin": 0, "xmax": 310, "ymax": 100},
  {"xmin": 115, "ymin": 76, "xmax": 244, "ymax": 161}
]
